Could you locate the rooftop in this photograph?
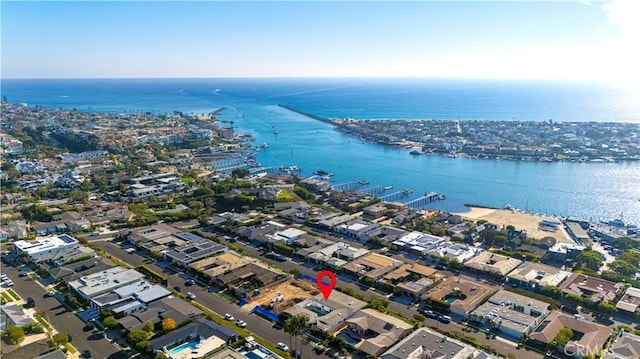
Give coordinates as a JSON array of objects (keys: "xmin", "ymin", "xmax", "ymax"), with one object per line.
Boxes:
[
  {"xmin": 561, "ymin": 273, "xmax": 623, "ymax": 302},
  {"xmin": 530, "ymin": 310, "xmax": 611, "ymax": 354},
  {"xmin": 13, "ymin": 234, "xmax": 78, "ymax": 255},
  {"xmin": 470, "ymin": 290, "xmax": 550, "ymax": 335},
  {"xmin": 616, "ymin": 287, "xmax": 640, "ymax": 313},
  {"xmin": 506, "ymin": 261, "xmax": 571, "ymax": 288},
  {"xmin": 69, "ymin": 267, "xmax": 145, "ymax": 298},
  {"xmin": 425, "ymin": 278, "xmax": 496, "ymax": 315},
  {"xmin": 464, "ymin": 251, "xmax": 523, "ymax": 277},
  {"xmin": 606, "ymin": 332, "xmax": 640, "ymax": 359},
  {"xmin": 284, "ymin": 291, "xmax": 367, "ymax": 332},
  {"xmin": 380, "ymin": 327, "xmax": 476, "ymax": 359}
]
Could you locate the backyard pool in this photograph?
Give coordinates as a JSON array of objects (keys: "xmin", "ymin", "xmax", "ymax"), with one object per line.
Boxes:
[
  {"xmin": 337, "ymin": 332, "xmax": 360, "ymax": 346},
  {"xmin": 170, "ymin": 341, "xmax": 200, "ymax": 356}
]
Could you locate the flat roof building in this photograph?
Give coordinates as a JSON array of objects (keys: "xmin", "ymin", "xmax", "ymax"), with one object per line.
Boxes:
[
  {"xmin": 380, "ymin": 327, "xmax": 476, "ymax": 359},
  {"xmin": 342, "ymin": 253, "xmax": 402, "ymax": 281},
  {"xmin": 506, "ymin": 261, "xmax": 571, "ymax": 290},
  {"xmin": 615, "ymin": 287, "xmax": 640, "ymax": 314},
  {"xmin": 90, "ymin": 280, "xmax": 171, "ymax": 315},
  {"xmin": 425, "ymin": 278, "xmax": 495, "ymax": 318},
  {"xmin": 69, "ymin": 267, "xmax": 145, "ymax": 300},
  {"xmin": 469, "ymin": 289, "xmax": 550, "ymax": 340},
  {"xmin": 284, "ymin": 291, "xmax": 367, "ymax": 332},
  {"xmin": 13, "ymin": 234, "xmax": 79, "ymax": 263}
]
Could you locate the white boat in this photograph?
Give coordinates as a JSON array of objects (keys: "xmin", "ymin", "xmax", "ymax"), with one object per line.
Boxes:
[
  {"xmin": 261, "ymin": 142, "xmax": 268, "ymax": 148},
  {"xmin": 384, "ymin": 186, "xmax": 393, "ymax": 190}
]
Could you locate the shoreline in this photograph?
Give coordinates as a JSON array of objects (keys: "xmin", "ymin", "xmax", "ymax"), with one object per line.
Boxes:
[{"xmin": 453, "ymin": 205, "xmax": 574, "ymax": 244}]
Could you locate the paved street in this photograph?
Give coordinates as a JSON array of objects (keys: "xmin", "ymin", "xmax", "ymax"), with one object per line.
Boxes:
[
  {"xmin": 1, "ymin": 264, "xmax": 121, "ymax": 358},
  {"xmin": 90, "ymin": 239, "xmax": 319, "ymax": 358}
]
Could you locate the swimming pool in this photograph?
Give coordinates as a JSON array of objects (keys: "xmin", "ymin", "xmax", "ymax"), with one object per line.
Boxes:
[
  {"xmin": 170, "ymin": 341, "xmax": 200, "ymax": 356},
  {"xmin": 337, "ymin": 332, "xmax": 360, "ymax": 346}
]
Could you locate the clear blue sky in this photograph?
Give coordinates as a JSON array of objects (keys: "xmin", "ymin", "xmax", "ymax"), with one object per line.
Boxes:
[{"xmin": 2, "ymin": 1, "xmax": 638, "ymax": 85}]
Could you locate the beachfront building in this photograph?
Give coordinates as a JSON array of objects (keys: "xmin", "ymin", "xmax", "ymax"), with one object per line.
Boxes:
[
  {"xmin": 505, "ymin": 261, "xmax": 571, "ymax": 290},
  {"xmin": 12, "ymin": 234, "xmax": 80, "ymax": 264},
  {"xmin": 464, "ymin": 252, "xmax": 523, "ymax": 278},
  {"xmin": 284, "ymin": 291, "xmax": 367, "ymax": 332},
  {"xmin": 68, "ymin": 267, "xmax": 145, "ymax": 300},
  {"xmin": 380, "ymin": 327, "xmax": 476, "ymax": 359},
  {"xmin": 427, "ymin": 242, "xmax": 482, "ymax": 263},
  {"xmin": 561, "ymin": 273, "xmax": 623, "ymax": 303},
  {"xmin": 424, "ymin": 278, "xmax": 496, "ymax": 319},
  {"xmin": 334, "ymin": 308, "xmax": 413, "ymax": 357},
  {"xmin": 530, "ymin": 311, "xmax": 611, "ymax": 359},
  {"xmin": 469, "ymin": 290, "xmax": 550, "ymax": 340}
]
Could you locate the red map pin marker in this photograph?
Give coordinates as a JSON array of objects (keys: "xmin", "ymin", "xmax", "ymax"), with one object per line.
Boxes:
[{"xmin": 316, "ymin": 270, "xmax": 337, "ymax": 300}]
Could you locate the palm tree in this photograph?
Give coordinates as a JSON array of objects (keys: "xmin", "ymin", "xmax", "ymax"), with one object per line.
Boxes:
[{"xmin": 284, "ymin": 314, "xmax": 309, "ymax": 358}]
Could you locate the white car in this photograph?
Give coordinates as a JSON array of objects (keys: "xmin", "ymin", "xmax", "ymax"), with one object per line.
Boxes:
[
  {"xmin": 277, "ymin": 342, "xmax": 289, "ymax": 352},
  {"xmin": 235, "ymin": 320, "xmax": 247, "ymax": 328},
  {"xmin": 224, "ymin": 313, "xmax": 234, "ymax": 321},
  {"xmin": 186, "ymin": 292, "xmax": 196, "ymax": 300}
]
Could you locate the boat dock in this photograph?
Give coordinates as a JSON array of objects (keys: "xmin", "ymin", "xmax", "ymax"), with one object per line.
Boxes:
[
  {"xmin": 332, "ymin": 180, "xmax": 366, "ymax": 191},
  {"xmin": 380, "ymin": 189, "xmax": 414, "ymax": 202},
  {"xmin": 358, "ymin": 186, "xmax": 388, "ymax": 196},
  {"xmin": 404, "ymin": 192, "xmax": 445, "ymax": 208}
]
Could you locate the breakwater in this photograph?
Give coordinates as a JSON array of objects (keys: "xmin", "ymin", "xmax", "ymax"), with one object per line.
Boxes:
[{"xmin": 278, "ymin": 104, "xmax": 335, "ymax": 125}]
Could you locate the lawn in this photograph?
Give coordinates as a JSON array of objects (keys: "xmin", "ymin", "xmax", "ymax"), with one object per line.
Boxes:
[
  {"xmin": 7, "ymin": 289, "xmax": 21, "ymax": 300},
  {"xmin": 1, "ymin": 291, "xmax": 14, "ymax": 302},
  {"xmin": 180, "ymin": 177, "xmax": 194, "ymax": 184},
  {"xmin": 65, "ymin": 343, "xmax": 77, "ymax": 353},
  {"xmin": 35, "ymin": 315, "xmax": 53, "ymax": 331}
]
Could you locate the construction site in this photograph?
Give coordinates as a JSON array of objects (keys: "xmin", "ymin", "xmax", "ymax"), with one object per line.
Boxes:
[{"xmin": 247, "ymin": 278, "xmax": 320, "ymax": 314}]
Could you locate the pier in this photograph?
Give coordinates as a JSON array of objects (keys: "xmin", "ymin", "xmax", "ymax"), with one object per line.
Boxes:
[
  {"xmin": 358, "ymin": 186, "xmax": 387, "ymax": 196},
  {"xmin": 404, "ymin": 192, "xmax": 445, "ymax": 208},
  {"xmin": 332, "ymin": 180, "xmax": 368, "ymax": 191},
  {"xmin": 380, "ymin": 189, "xmax": 414, "ymax": 202}
]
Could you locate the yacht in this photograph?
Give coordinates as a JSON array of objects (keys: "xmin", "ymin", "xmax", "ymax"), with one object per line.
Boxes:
[{"xmin": 384, "ymin": 186, "xmax": 393, "ymax": 190}]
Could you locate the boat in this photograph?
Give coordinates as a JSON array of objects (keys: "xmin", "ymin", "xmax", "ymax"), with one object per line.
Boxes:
[
  {"xmin": 273, "ymin": 129, "xmax": 279, "ymax": 134},
  {"xmin": 313, "ymin": 170, "xmax": 334, "ymax": 177},
  {"xmin": 261, "ymin": 143, "xmax": 268, "ymax": 148},
  {"xmin": 409, "ymin": 148, "xmax": 423, "ymax": 155},
  {"xmin": 384, "ymin": 186, "xmax": 393, "ymax": 190}
]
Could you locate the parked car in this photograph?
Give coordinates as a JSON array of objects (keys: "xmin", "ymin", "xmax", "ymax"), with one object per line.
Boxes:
[
  {"xmin": 423, "ymin": 310, "xmax": 438, "ymax": 319},
  {"xmin": 26, "ymin": 297, "xmax": 36, "ymax": 308},
  {"xmin": 185, "ymin": 279, "xmax": 195, "ymax": 286},
  {"xmin": 173, "ymin": 286, "xmax": 182, "ymax": 292},
  {"xmin": 44, "ymin": 291, "xmax": 55, "ymax": 298},
  {"xmin": 19, "ymin": 270, "xmax": 29, "ymax": 277},
  {"xmin": 277, "ymin": 342, "xmax": 289, "ymax": 352},
  {"xmin": 225, "ymin": 313, "xmax": 235, "ymax": 321},
  {"xmin": 235, "ymin": 320, "xmax": 247, "ymax": 328},
  {"xmin": 186, "ymin": 292, "xmax": 196, "ymax": 300},
  {"xmin": 438, "ymin": 315, "xmax": 452, "ymax": 324},
  {"xmin": 82, "ymin": 349, "xmax": 92, "ymax": 358}
]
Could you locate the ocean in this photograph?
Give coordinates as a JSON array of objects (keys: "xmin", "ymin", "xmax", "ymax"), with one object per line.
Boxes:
[{"xmin": 2, "ymin": 78, "xmax": 639, "ymax": 225}]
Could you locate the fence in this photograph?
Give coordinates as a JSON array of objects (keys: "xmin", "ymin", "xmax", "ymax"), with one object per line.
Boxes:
[
  {"xmin": 252, "ymin": 306, "xmax": 279, "ymax": 322},
  {"xmin": 295, "ymin": 274, "xmax": 316, "ymax": 282}
]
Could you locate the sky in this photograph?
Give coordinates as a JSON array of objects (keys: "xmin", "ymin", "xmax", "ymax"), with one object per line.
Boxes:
[{"xmin": 1, "ymin": 1, "xmax": 639, "ymax": 86}]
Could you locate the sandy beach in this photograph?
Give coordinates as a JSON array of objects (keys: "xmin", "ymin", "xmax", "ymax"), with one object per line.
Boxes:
[{"xmin": 454, "ymin": 206, "xmax": 574, "ymax": 244}]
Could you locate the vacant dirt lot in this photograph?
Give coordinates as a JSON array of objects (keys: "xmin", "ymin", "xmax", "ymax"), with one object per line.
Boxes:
[{"xmin": 248, "ymin": 279, "xmax": 319, "ymax": 313}]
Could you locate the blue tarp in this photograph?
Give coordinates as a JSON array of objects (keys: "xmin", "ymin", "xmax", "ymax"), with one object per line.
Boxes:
[
  {"xmin": 295, "ymin": 274, "xmax": 316, "ymax": 283},
  {"xmin": 252, "ymin": 306, "xmax": 279, "ymax": 322}
]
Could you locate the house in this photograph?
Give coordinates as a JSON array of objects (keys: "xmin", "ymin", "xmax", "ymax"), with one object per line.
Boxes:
[
  {"xmin": 424, "ymin": 278, "xmax": 495, "ymax": 318},
  {"xmin": 616, "ymin": 287, "xmax": 640, "ymax": 314},
  {"xmin": 605, "ymin": 332, "xmax": 640, "ymax": 359},
  {"xmin": 304, "ymin": 242, "xmax": 348, "ymax": 264},
  {"xmin": 383, "ymin": 263, "xmax": 436, "ymax": 284},
  {"xmin": 464, "ymin": 251, "xmax": 523, "ymax": 278},
  {"xmin": 547, "ymin": 242, "xmax": 586, "ymax": 262},
  {"xmin": 214, "ymin": 262, "xmax": 289, "ymax": 296},
  {"xmin": 392, "ymin": 231, "xmax": 444, "ymax": 256},
  {"xmin": 530, "ymin": 311, "xmax": 611, "ymax": 358},
  {"xmin": 13, "ymin": 234, "xmax": 80, "ymax": 264},
  {"xmin": 90, "ymin": 280, "xmax": 171, "ymax": 316},
  {"xmin": 561, "ymin": 273, "xmax": 623, "ymax": 303},
  {"xmin": 380, "ymin": 327, "xmax": 476, "ymax": 359},
  {"xmin": 469, "ymin": 290, "xmax": 550, "ymax": 340},
  {"xmin": 397, "ymin": 278, "xmax": 433, "ymax": 299},
  {"xmin": 267, "ymin": 227, "xmax": 307, "ymax": 245},
  {"xmin": 335, "ymin": 245, "xmax": 370, "ymax": 261},
  {"xmin": 118, "ymin": 296, "xmax": 204, "ymax": 331},
  {"xmin": 125, "ymin": 172, "xmax": 186, "ymax": 200},
  {"xmin": 150, "ymin": 318, "xmax": 239, "ymax": 355},
  {"xmin": 342, "ymin": 253, "xmax": 402, "ymax": 281},
  {"xmin": 164, "ymin": 238, "xmax": 228, "ymax": 267},
  {"xmin": 48, "ymin": 256, "xmax": 114, "ymax": 282},
  {"xmin": 427, "ymin": 242, "xmax": 481, "ymax": 263},
  {"xmin": 335, "ymin": 220, "xmax": 380, "ymax": 242},
  {"xmin": 0, "ymin": 304, "xmax": 33, "ymax": 331},
  {"xmin": 363, "ymin": 226, "xmax": 409, "ymax": 244},
  {"xmin": 3, "ymin": 220, "xmax": 28, "ymax": 239},
  {"xmin": 335, "ymin": 308, "xmax": 413, "ymax": 357},
  {"xmin": 50, "ymin": 245, "xmax": 96, "ymax": 267},
  {"xmin": 284, "ymin": 291, "xmax": 367, "ymax": 332},
  {"xmin": 505, "ymin": 261, "xmax": 571, "ymax": 290},
  {"xmin": 68, "ymin": 267, "xmax": 145, "ymax": 300},
  {"xmin": 189, "ymin": 252, "xmax": 255, "ymax": 281},
  {"xmin": 363, "ymin": 203, "xmax": 389, "ymax": 219}
]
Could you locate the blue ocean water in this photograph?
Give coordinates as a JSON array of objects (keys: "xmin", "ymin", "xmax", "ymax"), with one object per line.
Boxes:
[{"xmin": 2, "ymin": 78, "xmax": 639, "ymax": 225}]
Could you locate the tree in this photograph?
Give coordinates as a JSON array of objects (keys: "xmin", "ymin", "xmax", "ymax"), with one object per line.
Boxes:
[
  {"xmin": 155, "ymin": 353, "xmax": 169, "ymax": 359},
  {"xmin": 553, "ymin": 327, "xmax": 573, "ymax": 348},
  {"xmin": 103, "ymin": 316, "xmax": 119, "ymax": 329},
  {"xmin": 574, "ymin": 250, "xmax": 605, "ymax": 271},
  {"xmin": 143, "ymin": 320, "xmax": 155, "ymax": 332},
  {"xmin": 136, "ymin": 339, "xmax": 152, "ymax": 352},
  {"xmin": 127, "ymin": 329, "xmax": 149, "ymax": 344},
  {"xmin": 19, "ymin": 204, "xmax": 52, "ymax": 222},
  {"xmin": 368, "ymin": 298, "xmax": 390, "ymax": 312},
  {"xmin": 284, "ymin": 314, "xmax": 308, "ymax": 358},
  {"xmin": 231, "ymin": 168, "xmax": 250, "ymax": 178},
  {"xmin": 6, "ymin": 325, "xmax": 25, "ymax": 344},
  {"xmin": 52, "ymin": 332, "xmax": 69, "ymax": 347},
  {"xmin": 541, "ymin": 285, "xmax": 563, "ymax": 299},
  {"xmin": 611, "ymin": 237, "xmax": 639, "ymax": 251},
  {"xmin": 161, "ymin": 317, "xmax": 176, "ymax": 331}
]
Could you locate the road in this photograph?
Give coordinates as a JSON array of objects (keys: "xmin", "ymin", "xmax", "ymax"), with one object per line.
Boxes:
[
  {"xmin": 90, "ymin": 239, "xmax": 319, "ymax": 358},
  {"xmin": 1, "ymin": 263, "xmax": 121, "ymax": 358}
]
